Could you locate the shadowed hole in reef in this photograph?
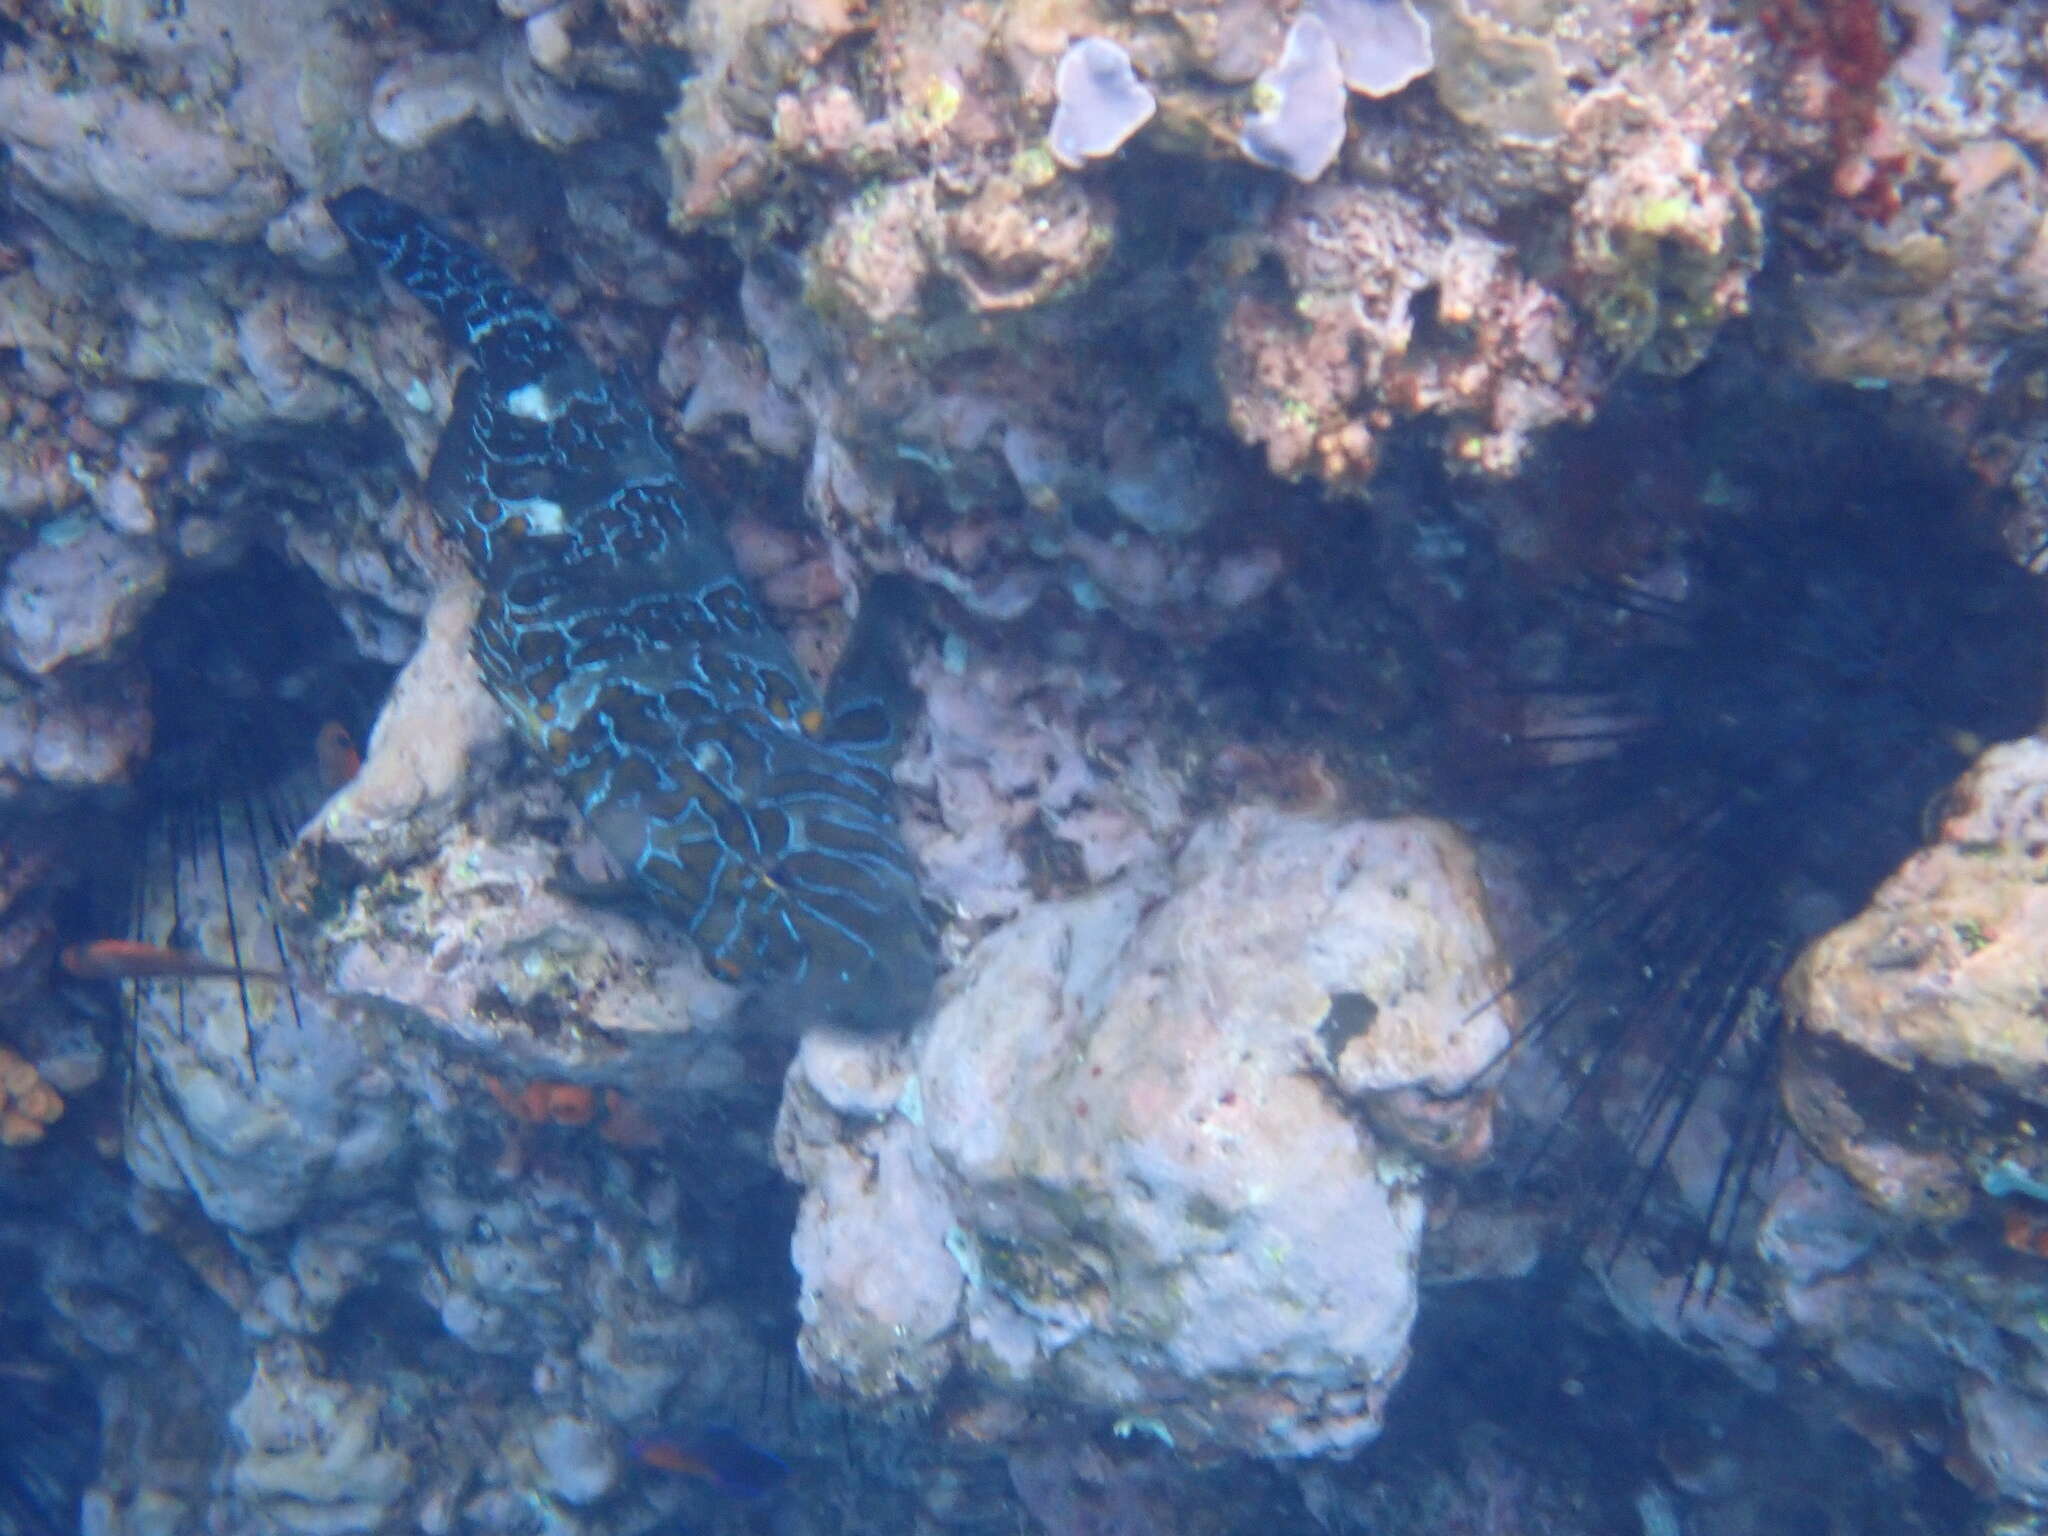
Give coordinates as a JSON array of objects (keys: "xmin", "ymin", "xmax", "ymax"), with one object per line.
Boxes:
[
  {"xmin": 1357, "ymin": 1271, "xmax": 1982, "ymax": 1534},
  {"xmin": 0, "ymin": 1286, "xmax": 99, "ymax": 1536},
  {"xmin": 1, "ymin": 1160, "xmax": 253, "ymax": 1536},
  {"xmin": 127, "ymin": 546, "xmax": 394, "ymax": 815},
  {"xmin": 322, "ymin": 1280, "xmax": 488, "ymax": 1388},
  {"xmin": 12, "ymin": 548, "xmax": 395, "ymax": 1531},
  {"xmin": 1195, "ymin": 351, "xmax": 2048, "ymax": 1296},
  {"xmin": 1436, "ymin": 361, "xmax": 2048, "ymax": 1295},
  {"xmin": 62, "ymin": 546, "xmax": 394, "ymax": 1102}
]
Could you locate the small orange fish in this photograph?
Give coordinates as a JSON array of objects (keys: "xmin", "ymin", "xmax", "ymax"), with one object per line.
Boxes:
[
  {"xmin": 483, "ymin": 1076, "xmax": 597, "ymax": 1128},
  {"xmin": 631, "ymin": 1439, "xmax": 708, "ymax": 1477},
  {"xmin": 59, "ymin": 939, "xmax": 284, "ymax": 985},
  {"xmin": 2005, "ymin": 1206, "xmax": 2048, "ymax": 1260},
  {"xmin": 630, "ymin": 1429, "xmax": 787, "ymax": 1499},
  {"xmin": 597, "ymin": 1089, "xmax": 664, "ymax": 1149},
  {"xmin": 317, "ymin": 721, "xmax": 363, "ymax": 791},
  {"xmin": 538, "ymin": 1081, "xmax": 596, "ymax": 1126}
]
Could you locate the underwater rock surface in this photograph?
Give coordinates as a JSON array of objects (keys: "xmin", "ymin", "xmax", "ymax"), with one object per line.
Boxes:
[
  {"xmin": 779, "ymin": 807, "xmax": 1505, "ymax": 1457},
  {"xmin": 4, "ymin": 0, "xmax": 2048, "ymax": 1533}
]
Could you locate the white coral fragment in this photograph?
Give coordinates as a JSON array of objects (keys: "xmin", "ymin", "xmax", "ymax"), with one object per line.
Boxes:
[
  {"xmin": 1310, "ymin": 0, "xmax": 1435, "ymax": 97},
  {"xmin": 1047, "ymin": 37, "xmax": 1158, "ymax": 170},
  {"xmin": 368, "ymin": 53, "xmax": 504, "ymax": 151},
  {"xmin": 1240, "ymin": 14, "xmax": 1349, "ymax": 184}
]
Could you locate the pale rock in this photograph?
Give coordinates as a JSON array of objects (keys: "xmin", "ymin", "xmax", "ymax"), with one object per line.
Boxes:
[
  {"xmin": 779, "ymin": 806, "xmax": 1506, "ymax": 1456},
  {"xmin": 530, "ymin": 1414, "xmax": 618, "ymax": 1505},
  {"xmin": 228, "ymin": 1344, "xmax": 411, "ymax": 1532},
  {"xmin": 2, "ymin": 523, "xmax": 169, "ymax": 675}
]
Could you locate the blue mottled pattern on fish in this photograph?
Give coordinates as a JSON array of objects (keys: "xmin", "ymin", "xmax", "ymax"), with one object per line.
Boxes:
[{"xmin": 327, "ymin": 188, "xmax": 936, "ymax": 1032}]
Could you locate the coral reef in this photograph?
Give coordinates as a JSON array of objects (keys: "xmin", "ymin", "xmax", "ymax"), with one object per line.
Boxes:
[
  {"xmin": 654, "ymin": 0, "xmax": 1774, "ymax": 496},
  {"xmin": 4, "ymin": 0, "xmax": 2048, "ymax": 1531}
]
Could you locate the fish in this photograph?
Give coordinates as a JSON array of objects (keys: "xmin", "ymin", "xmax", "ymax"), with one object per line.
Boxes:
[
  {"xmin": 58, "ymin": 938, "xmax": 285, "ymax": 985},
  {"xmin": 629, "ymin": 1427, "xmax": 789, "ymax": 1499},
  {"xmin": 316, "ymin": 720, "xmax": 363, "ymax": 790},
  {"xmin": 482, "ymin": 1074, "xmax": 597, "ymax": 1127},
  {"xmin": 2005, "ymin": 1206, "xmax": 2048, "ymax": 1261},
  {"xmin": 325, "ymin": 187, "xmax": 938, "ymax": 1034}
]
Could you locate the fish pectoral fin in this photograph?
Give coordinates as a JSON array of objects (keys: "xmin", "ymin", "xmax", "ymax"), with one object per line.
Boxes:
[
  {"xmin": 423, "ymin": 368, "xmax": 490, "ymax": 511},
  {"xmin": 545, "ymin": 871, "xmax": 643, "ymax": 910}
]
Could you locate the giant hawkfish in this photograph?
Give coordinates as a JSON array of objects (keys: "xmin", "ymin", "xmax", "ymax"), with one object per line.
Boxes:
[{"xmin": 326, "ymin": 188, "xmax": 937, "ymax": 1034}]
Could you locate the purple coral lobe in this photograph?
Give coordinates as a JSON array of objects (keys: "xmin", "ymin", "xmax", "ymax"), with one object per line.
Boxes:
[{"xmin": 1048, "ymin": 37, "xmax": 1159, "ymax": 170}]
